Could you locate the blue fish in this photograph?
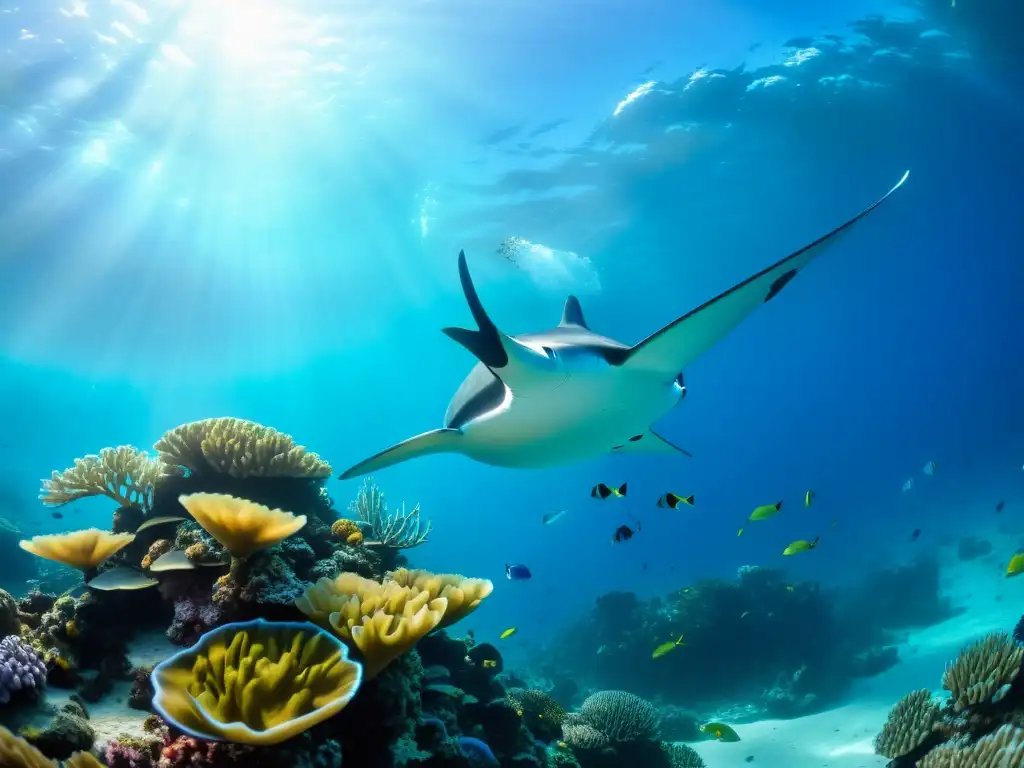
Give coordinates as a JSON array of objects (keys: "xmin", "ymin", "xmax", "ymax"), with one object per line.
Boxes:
[
  {"xmin": 506, "ymin": 563, "xmax": 532, "ymax": 580},
  {"xmin": 541, "ymin": 510, "xmax": 567, "ymax": 525}
]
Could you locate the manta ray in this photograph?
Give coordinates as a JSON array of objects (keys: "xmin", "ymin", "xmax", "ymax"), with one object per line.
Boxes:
[{"xmin": 340, "ymin": 170, "xmax": 909, "ymax": 480}]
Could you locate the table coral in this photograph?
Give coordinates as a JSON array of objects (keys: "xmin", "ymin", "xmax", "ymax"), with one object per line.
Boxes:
[
  {"xmin": 177, "ymin": 493, "xmax": 307, "ymax": 559},
  {"xmin": 40, "ymin": 446, "xmax": 163, "ymax": 512},
  {"xmin": 155, "ymin": 418, "xmax": 332, "ymax": 479},
  {"xmin": 151, "ymin": 619, "xmax": 363, "ymax": 745},
  {"xmin": 19, "ymin": 529, "xmax": 135, "ymax": 571}
]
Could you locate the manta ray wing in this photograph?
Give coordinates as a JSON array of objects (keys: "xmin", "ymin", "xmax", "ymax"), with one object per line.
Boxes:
[
  {"xmin": 339, "ymin": 428, "xmax": 462, "ymax": 480},
  {"xmin": 618, "ymin": 170, "xmax": 910, "ymax": 376}
]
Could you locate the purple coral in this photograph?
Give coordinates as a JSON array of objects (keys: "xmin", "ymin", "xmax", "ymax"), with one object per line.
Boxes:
[
  {"xmin": 167, "ymin": 597, "xmax": 223, "ymax": 647},
  {"xmin": 0, "ymin": 635, "xmax": 46, "ymax": 704},
  {"xmin": 105, "ymin": 739, "xmax": 153, "ymax": 768}
]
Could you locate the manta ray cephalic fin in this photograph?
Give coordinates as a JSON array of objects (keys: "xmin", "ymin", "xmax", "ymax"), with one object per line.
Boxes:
[
  {"xmin": 339, "ymin": 428, "xmax": 462, "ymax": 480},
  {"xmin": 611, "ymin": 429, "xmax": 692, "ymax": 456},
  {"xmin": 620, "ymin": 170, "xmax": 910, "ymax": 377}
]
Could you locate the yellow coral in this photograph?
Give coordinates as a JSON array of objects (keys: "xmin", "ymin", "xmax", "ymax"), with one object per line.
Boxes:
[
  {"xmin": 177, "ymin": 493, "xmax": 306, "ymax": 559},
  {"xmin": 346, "ymin": 531, "xmax": 364, "ymax": 545},
  {"xmin": 151, "ymin": 619, "xmax": 362, "ymax": 745},
  {"xmin": 19, "ymin": 528, "xmax": 135, "ymax": 570},
  {"xmin": 40, "ymin": 446, "xmax": 162, "ymax": 511},
  {"xmin": 141, "ymin": 538, "xmax": 172, "ymax": 569},
  {"xmin": 942, "ymin": 632, "xmax": 1024, "ymax": 711},
  {"xmin": 331, "ymin": 518, "xmax": 362, "ymax": 542},
  {"xmin": 65, "ymin": 619, "xmax": 80, "ymax": 639},
  {"xmin": 295, "ymin": 573, "xmax": 447, "ymax": 679},
  {"xmin": 185, "ymin": 542, "xmax": 210, "ymax": 561},
  {"xmin": 155, "ymin": 418, "xmax": 332, "ymax": 478},
  {"xmin": 388, "ymin": 568, "xmax": 493, "ymax": 629},
  {"xmin": 1, "ymin": 724, "xmax": 103, "ymax": 767}
]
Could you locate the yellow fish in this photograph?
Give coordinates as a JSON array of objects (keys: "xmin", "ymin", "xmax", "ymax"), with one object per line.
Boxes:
[
  {"xmin": 700, "ymin": 722, "xmax": 741, "ymax": 742},
  {"xmin": 748, "ymin": 501, "xmax": 783, "ymax": 521},
  {"xmin": 483, "ymin": 659, "xmax": 498, "ymax": 668},
  {"xmin": 786, "ymin": 585, "xmax": 795, "ymax": 592},
  {"xmin": 1005, "ymin": 553, "xmax": 1024, "ymax": 578},
  {"xmin": 804, "ymin": 490, "xmax": 815, "ymax": 508},
  {"xmin": 737, "ymin": 527, "xmax": 744, "ymax": 537},
  {"xmin": 652, "ymin": 634, "xmax": 686, "ymax": 659},
  {"xmin": 783, "ymin": 536, "xmax": 820, "ymax": 556},
  {"xmin": 500, "ymin": 627, "xmax": 518, "ymax": 640}
]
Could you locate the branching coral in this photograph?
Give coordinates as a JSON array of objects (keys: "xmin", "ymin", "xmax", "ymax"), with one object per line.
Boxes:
[
  {"xmin": 578, "ymin": 690, "xmax": 659, "ymax": 742},
  {"xmin": 661, "ymin": 742, "xmax": 707, "ymax": 768},
  {"xmin": 155, "ymin": 418, "xmax": 332, "ymax": 478},
  {"xmin": 151, "ymin": 619, "xmax": 362, "ymax": 745},
  {"xmin": 296, "ymin": 573, "xmax": 448, "ymax": 680},
  {"xmin": 177, "ymin": 493, "xmax": 306, "ymax": 559},
  {"xmin": 19, "ymin": 529, "xmax": 135, "ymax": 571},
  {"xmin": 920, "ymin": 724, "xmax": 1024, "ymax": 767},
  {"xmin": 40, "ymin": 446, "xmax": 162, "ymax": 511},
  {"xmin": 874, "ymin": 689, "xmax": 940, "ymax": 758},
  {"xmin": 387, "ymin": 568, "xmax": 493, "ymax": 629},
  {"xmin": 942, "ymin": 632, "xmax": 1024, "ymax": 711},
  {"xmin": 561, "ymin": 714, "xmax": 610, "ymax": 749},
  {"xmin": 349, "ymin": 477, "xmax": 431, "ymax": 549}
]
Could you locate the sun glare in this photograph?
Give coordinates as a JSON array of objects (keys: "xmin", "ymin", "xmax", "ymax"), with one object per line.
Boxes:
[{"xmin": 178, "ymin": 0, "xmax": 314, "ymax": 67}]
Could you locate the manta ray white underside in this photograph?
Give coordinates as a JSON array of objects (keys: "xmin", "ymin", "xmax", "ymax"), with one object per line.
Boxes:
[{"xmin": 339, "ymin": 170, "xmax": 910, "ymax": 480}]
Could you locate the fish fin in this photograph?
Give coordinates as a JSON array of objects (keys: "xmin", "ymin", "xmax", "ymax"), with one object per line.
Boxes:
[
  {"xmin": 684, "ymin": 495, "xmax": 695, "ymax": 505},
  {"xmin": 610, "ymin": 429, "xmax": 693, "ymax": 456},
  {"xmin": 560, "ymin": 295, "xmax": 589, "ymax": 328},
  {"xmin": 619, "ymin": 482, "xmax": 628, "ymax": 496},
  {"xmin": 442, "ymin": 251, "xmax": 553, "ymax": 385},
  {"xmin": 339, "ymin": 428, "xmax": 463, "ymax": 479},
  {"xmin": 617, "ymin": 171, "xmax": 910, "ymax": 377}
]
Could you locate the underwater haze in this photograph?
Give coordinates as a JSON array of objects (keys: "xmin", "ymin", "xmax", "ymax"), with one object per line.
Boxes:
[{"xmin": 0, "ymin": 0, "xmax": 1023, "ymax": 766}]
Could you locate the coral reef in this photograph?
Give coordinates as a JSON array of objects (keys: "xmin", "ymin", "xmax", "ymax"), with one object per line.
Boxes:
[
  {"xmin": 876, "ymin": 625, "xmax": 1024, "ymax": 765},
  {"xmin": 547, "ymin": 564, "xmax": 903, "ymax": 714},
  {"xmin": 0, "ymin": 724, "xmax": 101, "ymax": 767},
  {"xmin": 577, "ymin": 690, "xmax": 659, "ymax": 742},
  {"xmin": 19, "ymin": 529, "xmax": 135, "ymax": 573}
]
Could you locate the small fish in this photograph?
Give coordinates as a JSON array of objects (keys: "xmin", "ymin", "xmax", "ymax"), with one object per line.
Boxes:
[
  {"xmin": 782, "ymin": 536, "xmax": 820, "ymax": 556},
  {"xmin": 652, "ymin": 634, "xmax": 685, "ymax": 659},
  {"xmin": 996, "ymin": 501, "xmax": 1006, "ymax": 513},
  {"xmin": 700, "ymin": 722, "xmax": 741, "ymax": 742},
  {"xmin": 482, "ymin": 659, "xmax": 498, "ymax": 668},
  {"xmin": 657, "ymin": 493, "xmax": 694, "ymax": 509},
  {"xmin": 542, "ymin": 510, "xmax": 568, "ymax": 525},
  {"xmin": 592, "ymin": 482, "xmax": 627, "ymax": 500},
  {"xmin": 1005, "ymin": 553, "xmax": 1024, "ymax": 578},
  {"xmin": 748, "ymin": 502, "xmax": 782, "ymax": 521},
  {"xmin": 505, "ymin": 564, "xmax": 532, "ymax": 580},
  {"xmin": 499, "ymin": 627, "xmax": 517, "ymax": 640},
  {"xmin": 804, "ymin": 490, "xmax": 815, "ymax": 508},
  {"xmin": 51, "ymin": 512, "xmax": 63, "ymax": 519},
  {"xmin": 902, "ymin": 478, "xmax": 914, "ymax": 493},
  {"xmin": 737, "ymin": 527, "xmax": 744, "ymax": 537},
  {"xmin": 785, "ymin": 585, "xmax": 795, "ymax": 592},
  {"xmin": 923, "ymin": 460, "xmax": 937, "ymax": 476},
  {"xmin": 910, "ymin": 528, "xmax": 921, "ymax": 542},
  {"xmin": 612, "ymin": 525, "xmax": 635, "ymax": 543},
  {"xmin": 740, "ymin": 611, "xmax": 750, "ymax": 619}
]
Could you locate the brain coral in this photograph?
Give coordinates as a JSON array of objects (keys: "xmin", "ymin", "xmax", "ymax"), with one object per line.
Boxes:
[
  {"xmin": 942, "ymin": 631, "xmax": 1024, "ymax": 711},
  {"xmin": 151, "ymin": 619, "xmax": 362, "ymax": 745},
  {"xmin": 578, "ymin": 690, "xmax": 659, "ymax": 742},
  {"xmin": 873, "ymin": 689, "xmax": 940, "ymax": 759}
]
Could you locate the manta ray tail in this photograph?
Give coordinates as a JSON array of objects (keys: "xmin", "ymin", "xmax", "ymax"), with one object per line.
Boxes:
[
  {"xmin": 339, "ymin": 428, "xmax": 462, "ymax": 480},
  {"xmin": 442, "ymin": 251, "xmax": 509, "ymax": 369}
]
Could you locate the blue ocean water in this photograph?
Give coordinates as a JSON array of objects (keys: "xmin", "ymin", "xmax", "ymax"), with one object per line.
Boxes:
[{"xmin": 0, "ymin": 0, "xmax": 1022, "ymax": 763}]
